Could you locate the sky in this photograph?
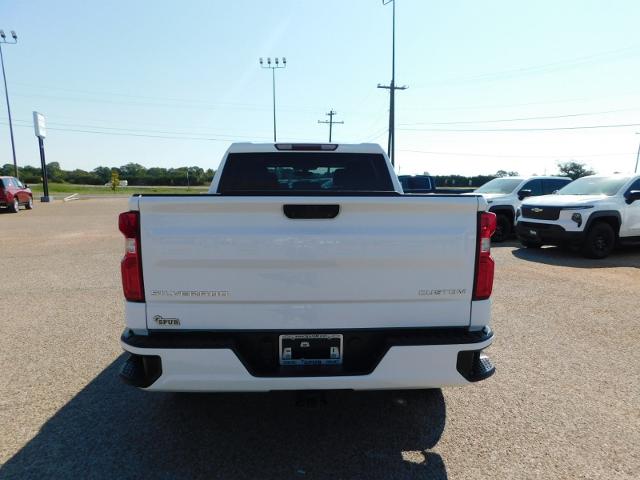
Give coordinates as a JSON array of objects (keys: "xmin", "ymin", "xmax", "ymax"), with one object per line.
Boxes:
[{"xmin": 1, "ymin": 0, "xmax": 640, "ymax": 176}]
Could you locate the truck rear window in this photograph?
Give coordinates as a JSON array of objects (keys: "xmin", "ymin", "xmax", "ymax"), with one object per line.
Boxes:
[{"xmin": 218, "ymin": 153, "xmax": 394, "ymax": 194}]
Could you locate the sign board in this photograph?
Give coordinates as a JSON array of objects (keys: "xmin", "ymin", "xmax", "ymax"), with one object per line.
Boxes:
[{"xmin": 33, "ymin": 111, "xmax": 46, "ymax": 139}]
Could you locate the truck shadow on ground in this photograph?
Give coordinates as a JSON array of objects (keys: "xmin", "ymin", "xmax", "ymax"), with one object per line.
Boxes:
[
  {"xmin": 511, "ymin": 245, "xmax": 640, "ymax": 269},
  {"xmin": 1, "ymin": 355, "xmax": 448, "ymax": 480}
]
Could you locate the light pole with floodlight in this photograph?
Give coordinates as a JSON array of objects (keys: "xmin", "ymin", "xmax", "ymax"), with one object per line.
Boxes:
[
  {"xmin": 259, "ymin": 57, "xmax": 286, "ymax": 142},
  {"xmin": 0, "ymin": 29, "xmax": 18, "ymax": 177}
]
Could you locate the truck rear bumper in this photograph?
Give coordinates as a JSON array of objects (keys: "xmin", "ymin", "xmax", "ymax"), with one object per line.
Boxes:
[{"xmin": 120, "ymin": 327, "xmax": 494, "ymax": 392}]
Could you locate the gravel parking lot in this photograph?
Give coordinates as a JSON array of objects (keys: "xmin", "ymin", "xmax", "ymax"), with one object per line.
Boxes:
[{"xmin": 1, "ymin": 199, "xmax": 638, "ymax": 479}]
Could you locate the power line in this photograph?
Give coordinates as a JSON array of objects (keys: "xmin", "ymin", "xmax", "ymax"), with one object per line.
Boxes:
[
  {"xmin": 398, "ymin": 106, "xmax": 640, "ymax": 126},
  {"xmin": 359, "ymin": 109, "xmax": 390, "ymax": 142},
  {"xmin": 12, "ymin": 81, "xmax": 321, "ymax": 113},
  {"xmin": 8, "ymin": 117, "xmax": 314, "ymax": 142},
  {"xmin": 2, "ymin": 121, "xmax": 274, "ymax": 142},
  {"xmin": 398, "ymin": 149, "xmax": 637, "ymax": 159},
  {"xmin": 362, "ymin": 126, "xmax": 389, "ymax": 143},
  {"xmin": 399, "ymin": 122, "xmax": 640, "ymax": 133},
  {"xmin": 412, "ymin": 44, "xmax": 640, "ymax": 88},
  {"xmin": 14, "ymin": 81, "xmax": 387, "ymax": 115},
  {"xmin": 399, "ymin": 89, "xmax": 640, "ymax": 112},
  {"xmin": 14, "ymin": 81, "xmax": 279, "ymax": 106},
  {"xmin": 11, "ymin": 91, "xmax": 317, "ymax": 114},
  {"xmin": 10, "ymin": 118, "xmax": 272, "ymax": 140},
  {"xmin": 13, "ymin": 103, "xmax": 636, "ymax": 137}
]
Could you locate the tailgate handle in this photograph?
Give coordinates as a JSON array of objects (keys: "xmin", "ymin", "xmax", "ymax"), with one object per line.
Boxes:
[{"xmin": 283, "ymin": 204, "xmax": 340, "ymax": 219}]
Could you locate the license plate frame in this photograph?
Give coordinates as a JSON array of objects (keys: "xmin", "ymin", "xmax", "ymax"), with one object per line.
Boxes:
[{"xmin": 279, "ymin": 334, "xmax": 343, "ymax": 366}]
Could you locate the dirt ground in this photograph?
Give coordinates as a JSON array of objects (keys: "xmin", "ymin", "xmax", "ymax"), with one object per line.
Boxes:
[{"xmin": 1, "ymin": 199, "xmax": 638, "ymax": 479}]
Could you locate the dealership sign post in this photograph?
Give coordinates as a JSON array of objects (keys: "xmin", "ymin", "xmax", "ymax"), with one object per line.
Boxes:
[{"xmin": 33, "ymin": 111, "xmax": 51, "ymax": 202}]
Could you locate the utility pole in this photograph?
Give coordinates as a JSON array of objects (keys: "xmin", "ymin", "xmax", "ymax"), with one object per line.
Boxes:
[
  {"xmin": 259, "ymin": 57, "xmax": 287, "ymax": 142},
  {"xmin": 317, "ymin": 110, "xmax": 343, "ymax": 142},
  {"xmin": 0, "ymin": 30, "xmax": 18, "ymax": 177},
  {"xmin": 377, "ymin": 0, "xmax": 407, "ymax": 167}
]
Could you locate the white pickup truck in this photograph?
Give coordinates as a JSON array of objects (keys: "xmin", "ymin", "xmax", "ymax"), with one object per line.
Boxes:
[{"xmin": 118, "ymin": 143, "xmax": 497, "ymax": 392}]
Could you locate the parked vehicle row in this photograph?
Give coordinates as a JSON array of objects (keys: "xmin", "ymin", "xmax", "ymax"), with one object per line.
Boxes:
[
  {"xmin": 398, "ymin": 174, "xmax": 475, "ymax": 194},
  {"xmin": 464, "ymin": 173, "xmax": 640, "ymax": 258},
  {"xmin": 469, "ymin": 176, "xmax": 572, "ymax": 242},
  {"xmin": 0, "ymin": 176, "xmax": 34, "ymax": 213},
  {"xmin": 516, "ymin": 174, "xmax": 640, "ymax": 258}
]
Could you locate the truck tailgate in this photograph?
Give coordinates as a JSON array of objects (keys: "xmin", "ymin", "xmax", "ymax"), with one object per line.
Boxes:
[{"xmin": 137, "ymin": 195, "xmax": 480, "ymax": 330}]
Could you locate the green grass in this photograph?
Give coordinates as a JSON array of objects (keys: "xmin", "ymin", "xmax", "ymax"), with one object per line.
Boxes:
[{"xmin": 28, "ymin": 183, "xmax": 209, "ymax": 196}]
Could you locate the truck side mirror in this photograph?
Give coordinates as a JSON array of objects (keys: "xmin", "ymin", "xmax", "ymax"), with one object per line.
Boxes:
[
  {"xmin": 625, "ymin": 190, "xmax": 640, "ymax": 204},
  {"xmin": 518, "ymin": 189, "xmax": 532, "ymax": 200}
]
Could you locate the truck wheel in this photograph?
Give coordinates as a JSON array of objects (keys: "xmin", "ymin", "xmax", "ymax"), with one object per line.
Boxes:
[
  {"xmin": 582, "ymin": 222, "xmax": 615, "ymax": 259},
  {"xmin": 9, "ymin": 198, "xmax": 19, "ymax": 213},
  {"xmin": 25, "ymin": 196, "xmax": 33, "ymax": 210},
  {"xmin": 520, "ymin": 239, "xmax": 542, "ymax": 249},
  {"xmin": 492, "ymin": 214, "xmax": 511, "ymax": 242}
]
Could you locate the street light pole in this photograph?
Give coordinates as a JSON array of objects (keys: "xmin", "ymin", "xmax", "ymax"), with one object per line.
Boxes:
[
  {"xmin": 0, "ymin": 30, "xmax": 18, "ymax": 177},
  {"xmin": 377, "ymin": 1, "xmax": 407, "ymax": 167},
  {"xmin": 259, "ymin": 57, "xmax": 287, "ymax": 142}
]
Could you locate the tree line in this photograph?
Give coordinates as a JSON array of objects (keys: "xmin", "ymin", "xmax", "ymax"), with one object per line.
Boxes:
[
  {"xmin": 0, "ymin": 162, "xmax": 216, "ymax": 186},
  {"xmin": 432, "ymin": 161, "xmax": 596, "ymax": 186},
  {"xmin": 0, "ymin": 160, "xmax": 595, "ymax": 187}
]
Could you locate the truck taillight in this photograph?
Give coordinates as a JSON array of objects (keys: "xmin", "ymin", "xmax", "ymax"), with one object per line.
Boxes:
[
  {"xmin": 473, "ymin": 212, "xmax": 497, "ymax": 300},
  {"xmin": 119, "ymin": 211, "xmax": 144, "ymax": 302}
]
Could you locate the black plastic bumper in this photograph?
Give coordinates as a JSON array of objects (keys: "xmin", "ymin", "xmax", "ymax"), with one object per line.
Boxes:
[
  {"xmin": 516, "ymin": 221, "xmax": 584, "ymax": 245},
  {"xmin": 121, "ymin": 327, "xmax": 494, "ymax": 379}
]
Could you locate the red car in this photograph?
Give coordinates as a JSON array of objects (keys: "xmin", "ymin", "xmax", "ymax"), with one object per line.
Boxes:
[{"xmin": 0, "ymin": 176, "xmax": 33, "ymax": 213}]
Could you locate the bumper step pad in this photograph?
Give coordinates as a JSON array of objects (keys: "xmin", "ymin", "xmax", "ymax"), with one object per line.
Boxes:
[
  {"xmin": 120, "ymin": 353, "xmax": 162, "ymax": 388},
  {"xmin": 473, "ymin": 354, "xmax": 495, "ymax": 381},
  {"xmin": 456, "ymin": 350, "xmax": 496, "ymax": 382}
]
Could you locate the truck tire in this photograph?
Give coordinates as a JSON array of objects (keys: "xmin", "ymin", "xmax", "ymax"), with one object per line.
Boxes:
[
  {"xmin": 9, "ymin": 198, "xmax": 19, "ymax": 213},
  {"xmin": 492, "ymin": 214, "xmax": 511, "ymax": 243},
  {"xmin": 582, "ymin": 222, "xmax": 615, "ymax": 259}
]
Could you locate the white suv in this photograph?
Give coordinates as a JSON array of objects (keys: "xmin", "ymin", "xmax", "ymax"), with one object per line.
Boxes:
[
  {"xmin": 470, "ymin": 176, "xmax": 572, "ymax": 242},
  {"xmin": 516, "ymin": 174, "xmax": 640, "ymax": 258}
]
